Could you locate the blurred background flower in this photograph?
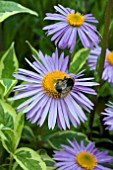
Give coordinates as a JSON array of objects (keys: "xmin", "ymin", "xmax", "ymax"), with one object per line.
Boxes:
[
  {"xmin": 43, "ymin": 4, "xmax": 100, "ymax": 53},
  {"xmin": 102, "ymin": 101, "xmax": 113, "ymax": 130},
  {"xmin": 53, "ymin": 138, "xmax": 113, "ymax": 170},
  {"xmin": 87, "ymin": 46, "xmax": 113, "ymax": 84}
]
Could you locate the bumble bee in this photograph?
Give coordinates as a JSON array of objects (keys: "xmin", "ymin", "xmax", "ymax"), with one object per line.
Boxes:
[{"xmin": 55, "ymin": 76, "xmax": 75, "ymax": 98}]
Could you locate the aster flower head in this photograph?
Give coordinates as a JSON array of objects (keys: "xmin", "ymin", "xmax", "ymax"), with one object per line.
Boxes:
[
  {"xmin": 13, "ymin": 49, "xmax": 98, "ymax": 130},
  {"xmin": 53, "ymin": 139, "xmax": 113, "ymax": 170},
  {"xmin": 87, "ymin": 46, "xmax": 113, "ymax": 84},
  {"xmin": 43, "ymin": 4, "xmax": 100, "ymax": 53},
  {"xmin": 102, "ymin": 101, "xmax": 113, "ymax": 130}
]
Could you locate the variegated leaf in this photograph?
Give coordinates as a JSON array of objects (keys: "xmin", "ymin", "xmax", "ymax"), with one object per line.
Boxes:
[{"xmin": 0, "ymin": 1, "xmax": 38, "ymax": 22}]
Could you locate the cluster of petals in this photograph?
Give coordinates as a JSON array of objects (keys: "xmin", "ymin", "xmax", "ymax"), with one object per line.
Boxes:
[
  {"xmin": 53, "ymin": 139, "xmax": 113, "ymax": 170},
  {"xmin": 102, "ymin": 101, "xmax": 113, "ymax": 130},
  {"xmin": 43, "ymin": 4, "xmax": 100, "ymax": 53},
  {"xmin": 13, "ymin": 49, "xmax": 98, "ymax": 130},
  {"xmin": 87, "ymin": 46, "xmax": 113, "ymax": 84}
]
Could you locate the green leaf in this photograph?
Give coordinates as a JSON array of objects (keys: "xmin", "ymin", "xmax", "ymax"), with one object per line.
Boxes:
[
  {"xmin": 0, "ymin": 167, "xmax": 7, "ymax": 170},
  {"xmin": 0, "ymin": 127, "xmax": 15, "ymax": 153},
  {"xmin": 0, "ymin": 100, "xmax": 16, "ymax": 129},
  {"xmin": 0, "ymin": 83, "xmax": 5, "ymax": 99},
  {"xmin": 0, "ymin": 100, "xmax": 25, "ymax": 151},
  {"xmin": 0, "ymin": 141, "xmax": 6, "ymax": 164},
  {"xmin": 0, "ymin": 42, "xmax": 19, "ymax": 79},
  {"xmin": 0, "ymin": 78, "xmax": 17, "ymax": 98},
  {"xmin": 0, "ymin": 1, "xmax": 38, "ymax": 22},
  {"xmin": 0, "ymin": 100, "xmax": 24, "ymax": 150},
  {"xmin": 22, "ymin": 125, "xmax": 36, "ymax": 143},
  {"xmin": 92, "ymin": 137, "xmax": 113, "ymax": 144},
  {"xmin": 13, "ymin": 147, "xmax": 46, "ymax": 170},
  {"xmin": 14, "ymin": 111, "xmax": 24, "ymax": 149},
  {"xmin": 69, "ymin": 48, "xmax": 90, "ymax": 74},
  {"xmin": 26, "ymin": 40, "xmax": 41, "ymax": 61},
  {"xmin": 12, "ymin": 163, "xmax": 23, "ymax": 170},
  {"xmin": 37, "ymin": 149, "xmax": 56, "ymax": 170},
  {"xmin": 48, "ymin": 130, "xmax": 89, "ymax": 150},
  {"xmin": 98, "ymin": 82, "xmax": 113, "ymax": 97}
]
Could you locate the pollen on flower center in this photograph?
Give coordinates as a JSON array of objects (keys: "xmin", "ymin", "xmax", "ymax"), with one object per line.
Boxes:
[
  {"xmin": 76, "ymin": 151, "xmax": 97, "ymax": 170},
  {"xmin": 66, "ymin": 12, "xmax": 85, "ymax": 27},
  {"xmin": 106, "ymin": 51, "xmax": 113, "ymax": 66},
  {"xmin": 42, "ymin": 70, "xmax": 69, "ymax": 98}
]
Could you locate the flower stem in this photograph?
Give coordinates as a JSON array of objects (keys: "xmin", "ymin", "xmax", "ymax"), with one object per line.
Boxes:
[
  {"xmin": 97, "ymin": 0, "xmax": 113, "ymax": 82},
  {"xmin": 9, "ymin": 154, "xmax": 13, "ymax": 170},
  {"xmin": 89, "ymin": 0, "xmax": 113, "ymax": 131}
]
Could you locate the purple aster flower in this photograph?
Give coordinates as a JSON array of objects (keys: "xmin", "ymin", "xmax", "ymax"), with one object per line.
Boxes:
[
  {"xmin": 13, "ymin": 49, "xmax": 98, "ymax": 130},
  {"xmin": 102, "ymin": 101, "xmax": 113, "ymax": 130},
  {"xmin": 43, "ymin": 4, "xmax": 100, "ymax": 53},
  {"xmin": 53, "ymin": 139, "xmax": 113, "ymax": 170},
  {"xmin": 87, "ymin": 46, "xmax": 113, "ymax": 84}
]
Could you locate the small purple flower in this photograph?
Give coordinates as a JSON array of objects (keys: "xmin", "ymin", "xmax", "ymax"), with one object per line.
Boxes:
[
  {"xmin": 102, "ymin": 101, "xmax": 113, "ymax": 130},
  {"xmin": 13, "ymin": 49, "xmax": 98, "ymax": 130},
  {"xmin": 53, "ymin": 139, "xmax": 113, "ymax": 170},
  {"xmin": 87, "ymin": 46, "xmax": 113, "ymax": 84},
  {"xmin": 43, "ymin": 4, "xmax": 100, "ymax": 53}
]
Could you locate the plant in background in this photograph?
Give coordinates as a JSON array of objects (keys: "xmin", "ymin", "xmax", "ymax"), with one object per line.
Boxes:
[
  {"xmin": 102, "ymin": 101, "xmax": 113, "ymax": 130},
  {"xmin": 43, "ymin": 4, "xmax": 100, "ymax": 53},
  {"xmin": 53, "ymin": 139, "xmax": 113, "ymax": 170},
  {"xmin": 87, "ymin": 46, "xmax": 113, "ymax": 84}
]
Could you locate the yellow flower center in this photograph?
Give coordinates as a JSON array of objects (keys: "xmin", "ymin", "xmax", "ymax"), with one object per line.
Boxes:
[
  {"xmin": 106, "ymin": 51, "xmax": 113, "ymax": 66},
  {"xmin": 42, "ymin": 70, "xmax": 69, "ymax": 98},
  {"xmin": 76, "ymin": 151, "xmax": 97, "ymax": 170},
  {"xmin": 66, "ymin": 12, "xmax": 85, "ymax": 27}
]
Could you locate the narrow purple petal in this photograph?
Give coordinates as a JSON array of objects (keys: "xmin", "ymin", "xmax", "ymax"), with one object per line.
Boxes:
[
  {"xmin": 60, "ymin": 100, "xmax": 70, "ymax": 129},
  {"xmin": 23, "ymin": 91, "xmax": 44, "ymax": 113},
  {"xmin": 64, "ymin": 95, "xmax": 80, "ymax": 124},
  {"xmin": 38, "ymin": 97, "xmax": 52, "ymax": 126},
  {"xmin": 78, "ymin": 28, "xmax": 92, "ymax": 48},
  {"xmin": 44, "ymin": 14, "xmax": 66, "ymax": 21},
  {"xmin": 48, "ymin": 99, "xmax": 55, "ymax": 129},
  {"xmin": 17, "ymin": 94, "xmax": 40, "ymax": 111},
  {"xmin": 58, "ymin": 52, "xmax": 65, "ymax": 70},
  {"xmin": 57, "ymin": 102, "xmax": 66, "ymax": 130},
  {"xmin": 58, "ymin": 4, "xmax": 71, "ymax": 14},
  {"xmin": 13, "ymin": 89, "xmax": 42, "ymax": 100},
  {"xmin": 54, "ymin": 5, "xmax": 68, "ymax": 16}
]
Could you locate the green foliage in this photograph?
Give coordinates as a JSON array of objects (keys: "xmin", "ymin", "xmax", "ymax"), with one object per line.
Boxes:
[
  {"xmin": 0, "ymin": 100, "xmax": 16, "ymax": 129},
  {"xmin": 0, "ymin": 83, "xmax": 5, "ymax": 99},
  {"xmin": 0, "ymin": 78, "xmax": 17, "ymax": 98},
  {"xmin": 69, "ymin": 48, "xmax": 90, "ymax": 74},
  {"xmin": 0, "ymin": 1, "xmax": 38, "ymax": 22},
  {"xmin": 26, "ymin": 40, "xmax": 40, "ymax": 60},
  {"xmin": 0, "ymin": 42, "xmax": 18, "ymax": 99},
  {"xmin": 0, "ymin": 167, "xmax": 7, "ymax": 170},
  {"xmin": 12, "ymin": 163, "xmax": 23, "ymax": 170},
  {"xmin": 13, "ymin": 147, "xmax": 46, "ymax": 170},
  {"xmin": 48, "ymin": 130, "xmax": 89, "ymax": 150},
  {"xmin": 0, "ymin": 127, "xmax": 15, "ymax": 153},
  {"xmin": 37, "ymin": 149, "xmax": 56, "ymax": 170},
  {"xmin": 21, "ymin": 125, "xmax": 36, "ymax": 143},
  {"xmin": 0, "ymin": 42, "xmax": 18, "ymax": 79},
  {"xmin": 14, "ymin": 111, "xmax": 24, "ymax": 149},
  {"xmin": 98, "ymin": 82, "xmax": 113, "ymax": 97},
  {"xmin": 0, "ymin": 100, "xmax": 24, "ymax": 153},
  {"xmin": 0, "ymin": 99, "xmax": 46, "ymax": 170}
]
